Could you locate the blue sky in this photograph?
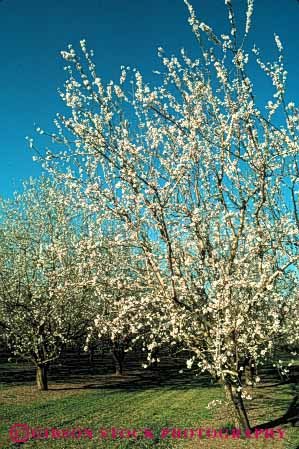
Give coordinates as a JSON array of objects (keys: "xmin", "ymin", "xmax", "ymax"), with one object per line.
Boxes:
[{"xmin": 1, "ymin": 0, "xmax": 299, "ymax": 198}]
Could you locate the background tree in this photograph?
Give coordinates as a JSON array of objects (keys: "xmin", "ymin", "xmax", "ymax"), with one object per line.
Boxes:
[
  {"xmin": 84, "ymin": 230, "xmax": 155, "ymax": 376},
  {"xmin": 0, "ymin": 177, "xmax": 97, "ymax": 390}
]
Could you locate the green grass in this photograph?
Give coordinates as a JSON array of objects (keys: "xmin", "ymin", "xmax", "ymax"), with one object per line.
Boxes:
[
  {"xmin": 0, "ymin": 354, "xmax": 298, "ymax": 449},
  {"xmin": 1, "ymin": 381, "xmax": 298, "ymax": 449},
  {"xmin": 0, "ymin": 382, "xmax": 221, "ymax": 449}
]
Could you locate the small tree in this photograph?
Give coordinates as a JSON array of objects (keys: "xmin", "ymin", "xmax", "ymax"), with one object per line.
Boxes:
[
  {"xmin": 84, "ymin": 234, "xmax": 151, "ymax": 376},
  {"xmin": 33, "ymin": 0, "xmax": 299, "ymax": 427},
  {"xmin": 0, "ymin": 178, "xmax": 96, "ymax": 390}
]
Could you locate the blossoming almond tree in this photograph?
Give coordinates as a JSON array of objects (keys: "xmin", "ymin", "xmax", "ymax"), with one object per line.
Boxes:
[
  {"xmin": 0, "ymin": 177, "xmax": 98, "ymax": 390},
  {"xmin": 82, "ymin": 218, "xmax": 172, "ymax": 375},
  {"xmin": 32, "ymin": 0, "xmax": 299, "ymax": 428}
]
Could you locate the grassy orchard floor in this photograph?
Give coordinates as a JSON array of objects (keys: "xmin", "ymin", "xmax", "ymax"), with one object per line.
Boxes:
[{"xmin": 0, "ymin": 352, "xmax": 298, "ymax": 449}]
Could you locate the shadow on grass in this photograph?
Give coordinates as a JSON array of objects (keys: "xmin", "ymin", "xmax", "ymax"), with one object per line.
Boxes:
[
  {"xmin": 46, "ymin": 368, "xmax": 222, "ymax": 392},
  {"xmin": 0, "ymin": 348, "xmax": 222, "ymax": 392},
  {"xmin": 253, "ymin": 394, "xmax": 299, "ymax": 430},
  {"xmin": 1, "ymin": 349, "xmax": 297, "ymax": 404}
]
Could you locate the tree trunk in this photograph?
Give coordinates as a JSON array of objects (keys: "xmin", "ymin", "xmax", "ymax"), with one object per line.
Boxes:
[
  {"xmin": 225, "ymin": 383, "xmax": 251, "ymax": 431},
  {"xmin": 112, "ymin": 346, "xmax": 125, "ymax": 375},
  {"xmin": 36, "ymin": 364, "xmax": 49, "ymax": 391},
  {"xmin": 88, "ymin": 347, "xmax": 95, "ymax": 366},
  {"xmin": 149, "ymin": 347, "xmax": 159, "ymax": 370},
  {"xmin": 244, "ymin": 357, "xmax": 255, "ymax": 385}
]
